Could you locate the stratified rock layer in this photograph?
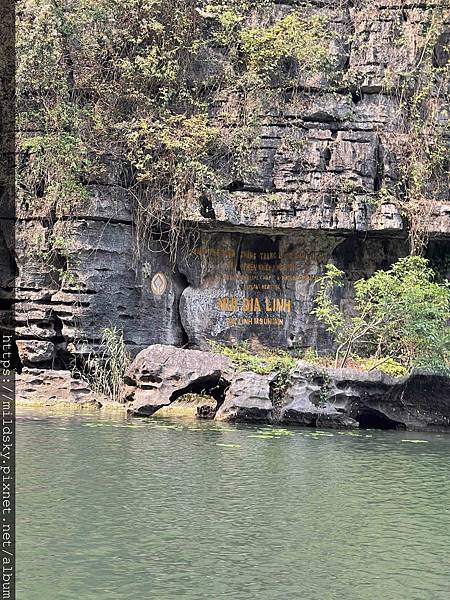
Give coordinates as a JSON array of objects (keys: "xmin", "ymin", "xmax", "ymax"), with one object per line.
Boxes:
[
  {"xmin": 17, "ymin": 368, "xmax": 106, "ymax": 406},
  {"xmin": 3, "ymin": 1, "xmax": 450, "ymax": 365}
]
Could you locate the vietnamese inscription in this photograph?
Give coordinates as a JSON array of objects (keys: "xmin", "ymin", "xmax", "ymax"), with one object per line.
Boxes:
[{"xmin": 193, "ymin": 236, "xmax": 302, "ymax": 330}]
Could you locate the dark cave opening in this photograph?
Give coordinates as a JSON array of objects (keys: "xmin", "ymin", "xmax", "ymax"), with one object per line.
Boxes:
[
  {"xmin": 227, "ymin": 180, "xmax": 245, "ymax": 192},
  {"xmin": 199, "ymin": 196, "xmax": 216, "ymax": 219},
  {"xmin": 355, "ymin": 407, "xmax": 406, "ymax": 430},
  {"xmin": 176, "ymin": 271, "xmax": 191, "ymax": 347},
  {"xmin": 50, "ymin": 314, "xmax": 73, "ymax": 370},
  {"xmin": 169, "ymin": 376, "xmax": 229, "ymax": 405},
  {"xmin": 351, "ymin": 89, "xmax": 361, "ymax": 104},
  {"xmin": 136, "ymin": 375, "xmax": 230, "ymax": 420}
]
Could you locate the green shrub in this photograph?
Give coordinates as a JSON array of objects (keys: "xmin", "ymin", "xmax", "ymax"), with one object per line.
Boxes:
[
  {"xmin": 240, "ymin": 12, "xmax": 330, "ymax": 79},
  {"xmin": 210, "ymin": 341, "xmax": 296, "ymax": 375},
  {"xmin": 361, "ymin": 357, "xmax": 408, "ymax": 378},
  {"xmin": 77, "ymin": 326, "xmax": 131, "ymax": 402},
  {"xmin": 312, "ymin": 256, "xmax": 450, "ymax": 373}
]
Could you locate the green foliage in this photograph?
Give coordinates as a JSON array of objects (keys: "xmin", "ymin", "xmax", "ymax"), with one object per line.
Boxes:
[
  {"xmin": 380, "ymin": 10, "xmax": 450, "ymax": 255},
  {"xmin": 17, "ymin": 0, "xmax": 331, "ymax": 257},
  {"xmin": 361, "ymin": 357, "xmax": 408, "ymax": 378},
  {"xmin": 313, "ymin": 257, "xmax": 450, "ymax": 373},
  {"xmin": 317, "ymin": 371, "xmax": 332, "ymax": 407},
  {"xmin": 240, "ymin": 12, "xmax": 329, "ymax": 79},
  {"xmin": 211, "ymin": 341, "xmax": 296, "ymax": 374},
  {"xmin": 302, "ymin": 347, "xmax": 320, "ymax": 363},
  {"xmin": 311, "ymin": 264, "xmax": 345, "ymax": 335},
  {"xmin": 77, "ymin": 326, "xmax": 131, "ymax": 402}
]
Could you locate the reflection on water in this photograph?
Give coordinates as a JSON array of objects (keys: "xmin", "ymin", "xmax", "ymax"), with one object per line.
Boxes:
[{"xmin": 17, "ymin": 408, "xmax": 450, "ymax": 600}]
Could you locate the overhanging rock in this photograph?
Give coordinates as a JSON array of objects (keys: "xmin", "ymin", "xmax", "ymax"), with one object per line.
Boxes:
[{"xmin": 124, "ymin": 344, "xmax": 234, "ymax": 416}]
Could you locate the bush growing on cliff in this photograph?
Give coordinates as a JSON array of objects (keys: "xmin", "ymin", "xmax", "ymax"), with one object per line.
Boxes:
[
  {"xmin": 355, "ymin": 356, "xmax": 406, "ymax": 378},
  {"xmin": 239, "ymin": 12, "xmax": 329, "ymax": 79},
  {"xmin": 17, "ymin": 0, "xmax": 331, "ymax": 258},
  {"xmin": 376, "ymin": 9, "xmax": 450, "ymax": 256},
  {"xmin": 312, "ymin": 257, "xmax": 450, "ymax": 373}
]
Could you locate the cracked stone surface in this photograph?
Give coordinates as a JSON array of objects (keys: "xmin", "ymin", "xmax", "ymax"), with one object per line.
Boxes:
[
  {"xmin": 3, "ymin": 1, "xmax": 450, "ymax": 365},
  {"xmin": 124, "ymin": 344, "xmax": 233, "ymax": 417},
  {"xmin": 215, "ymin": 371, "xmax": 276, "ymax": 423}
]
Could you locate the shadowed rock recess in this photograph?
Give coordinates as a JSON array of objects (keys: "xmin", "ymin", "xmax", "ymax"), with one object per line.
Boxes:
[{"xmin": 6, "ymin": 2, "xmax": 450, "ymax": 428}]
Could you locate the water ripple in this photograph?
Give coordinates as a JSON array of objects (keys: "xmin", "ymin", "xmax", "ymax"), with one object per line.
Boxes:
[{"xmin": 17, "ymin": 410, "xmax": 450, "ymax": 600}]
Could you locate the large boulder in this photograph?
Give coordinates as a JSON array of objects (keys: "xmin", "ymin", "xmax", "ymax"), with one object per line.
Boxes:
[
  {"xmin": 215, "ymin": 371, "xmax": 275, "ymax": 423},
  {"xmin": 16, "ymin": 340, "xmax": 55, "ymax": 366},
  {"xmin": 124, "ymin": 344, "xmax": 233, "ymax": 416},
  {"xmin": 280, "ymin": 363, "xmax": 358, "ymax": 428},
  {"xmin": 281, "ymin": 362, "xmax": 450, "ymax": 432}
]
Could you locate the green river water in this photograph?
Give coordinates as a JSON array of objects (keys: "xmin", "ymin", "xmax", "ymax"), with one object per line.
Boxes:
[{"xmin": 17, "ymin": 408, "xmax": 450, "ymax": 600}]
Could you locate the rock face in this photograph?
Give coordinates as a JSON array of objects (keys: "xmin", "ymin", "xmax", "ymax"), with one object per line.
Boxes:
[
  {"xmin": 8, "ymin": 194, "xmax": 188, "ymax": 370},
  {"xmin": 349, "ymin": 371, "xmax": 450, "ymax": 431},
  {"xmin": 122, "ymin": 347, "xmax": 450, "ymax": 431},
  {"xmin": 281, "ymin": 398, "xmax": 358, "ymax": 429},
  {"xmin": 125, "ymin": 346, "xmax": 275, "ymax": 422},
  {"xmin": 17, "ymin": 368, "xmax": 105, "ymax": 406},
  {"xmin": 16, "ymin": 340, "xmax": 55, "ymax": 365},
  {"xmin": 17, "ymin": 345, "xmax": 450, "ymax": 433},
  {"xmin": 215, "ymin": 372, "xmax": 275, "ymax": 423},
  {"xmin": 124, "ymin": 344, "xmax": 233, "ymax": 417},
  {"xmin": 178, "ymin": 231, "xmax": 408, "ymax": 350},
  {"xmin": 3, "ymin": 2, "xmax": 450, "ymax": 367},
  {"xmin": 280, "ymin": 367, "xmax": 359, "ymax": 429},
  {"xmin": 280, "ymin": 361, "xmax": 392, "ymax": 429},
  {"xmin": 282, "ymin": 362, "xmax": 450, "ymax": 432}
]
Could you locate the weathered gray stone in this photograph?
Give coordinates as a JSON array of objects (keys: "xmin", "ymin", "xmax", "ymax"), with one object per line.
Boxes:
[
  {"xmin": 345, "ymin": 371, "xmax": 450, "ymax": 432},
  {"xmin": 282, "ymin": 362, "xmax": 450, "ymax": 432},
  {"xmin": 122, "ymin": 346, "xmax": 450, "ymax": 431},
  {"xmin": 16, "ymin": 340, "xmax": 54, "ymax": 365},
  {"xmin": 280, "ymin": 364, "xmax": 358, "ymax": 429},
  {"xmin": 124, "ymin": 344, "xmax": 233, "ymax": 416},
  {"xmin": 17, "ymin": 368, "xmax": 105, "ymax": 406},
  {"xmin": 12, "ymin": 214, "xmax": 188, "ymax": 364},
  {"xmin": 215, "ymin": 371, "xmax": 275, "ymax": 423},
  {"xmin": 178, "ymin": 231, "xmax": 408, "ymax": 350}
]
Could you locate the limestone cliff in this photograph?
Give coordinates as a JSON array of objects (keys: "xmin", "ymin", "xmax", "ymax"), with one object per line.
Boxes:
[{"xmin": 3, "ymin": 0, "xmax": 450, "ymax": 369}]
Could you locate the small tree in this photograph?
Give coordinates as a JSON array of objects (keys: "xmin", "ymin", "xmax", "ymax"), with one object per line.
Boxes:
[{"xmin": 312, "ymin": 257, "xmax": 450, "ymax": 373}]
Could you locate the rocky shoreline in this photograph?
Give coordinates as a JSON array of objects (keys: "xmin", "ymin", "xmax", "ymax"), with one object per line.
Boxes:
[{"xmin": 17, "ymin": 345, "xmax": 450, "ymax": 433}]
